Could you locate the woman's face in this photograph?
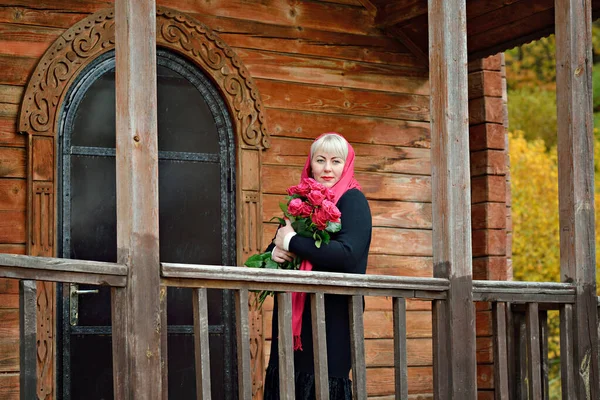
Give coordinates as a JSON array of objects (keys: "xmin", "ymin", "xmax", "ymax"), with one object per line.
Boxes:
[{"xmin": 311, "ymin": 151, "xmax": 345, "ymax": 188}]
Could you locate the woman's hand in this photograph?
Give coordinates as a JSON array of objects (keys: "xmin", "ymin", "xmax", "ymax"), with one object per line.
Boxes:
[
  {"xmin": 271, "ymin": 246, "xmax": 295, "ymax": 263},
  {"xmin": 274, "ymin": 219, "xmax": 295, "ymax": 249}
]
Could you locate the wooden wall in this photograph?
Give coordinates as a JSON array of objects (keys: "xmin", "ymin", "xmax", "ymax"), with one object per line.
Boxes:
[{"xmin": 0, "ymin": 1, "xmax": 509, "ymax": 399}]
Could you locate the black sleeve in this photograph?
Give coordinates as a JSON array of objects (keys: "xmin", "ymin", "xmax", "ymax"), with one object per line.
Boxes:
[{"xmin": 288, "ymin": 189, "xmax": 371, "ymax": 273}]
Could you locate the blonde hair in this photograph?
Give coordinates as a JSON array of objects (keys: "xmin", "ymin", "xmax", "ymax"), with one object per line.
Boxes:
[{"xmin": 310, "ymin": 134, "xmax": 348, "ymax": 161}]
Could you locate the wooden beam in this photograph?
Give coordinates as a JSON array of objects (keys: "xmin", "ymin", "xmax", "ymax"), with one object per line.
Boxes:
[
  {"xmin": 375, "ymin": 0, "xmax": 427, "ymax": 27},
  {"xmin": 555, "ymin": 0, "xmax": 599, "ymax": 399},
  {"xmin": 0, "ymin": 254, "xmax": 127, "ymax": 286},
  {"xmin": 112, "ymin": 0, "xmax": 162, "ymax": 398},
  {"xmin": 428, "ymin": 0, "xmax": 477, "ymax": 398}
]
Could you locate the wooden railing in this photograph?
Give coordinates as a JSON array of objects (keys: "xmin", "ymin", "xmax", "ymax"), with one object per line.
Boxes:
[{"xmin": 0, "ymin": 253, "xmax": 590, "ymax": 399}]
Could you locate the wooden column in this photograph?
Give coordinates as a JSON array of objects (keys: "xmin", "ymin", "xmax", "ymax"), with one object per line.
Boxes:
[
  {"xmin": 555, "ymin": 0, "xmax": 599, "ymax": 398},
  {"xmin": 111, "ymin": 0, "xmax": 162, "ymax": 398},
  {"xmin": 428, "ymin": 0, "xmax": 477, "ymax": 398}
]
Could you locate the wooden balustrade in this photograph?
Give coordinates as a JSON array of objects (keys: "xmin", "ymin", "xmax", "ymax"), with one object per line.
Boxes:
[{"xmin": 0, "ymin": 254, "xmax": 594, "ymax": 399}]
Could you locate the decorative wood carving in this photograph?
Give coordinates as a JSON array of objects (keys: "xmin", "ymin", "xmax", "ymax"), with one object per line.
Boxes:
[
  {"xmin": 17, "ymin": 7, "xmax": 271, "ymax": 150},
  {"xmin": 242, "ymin": 190, "xmax": 264, "ymax": 398},
  {"xmin": 18, "ymin": 6, "xmax": 268, "ymax": 399}
]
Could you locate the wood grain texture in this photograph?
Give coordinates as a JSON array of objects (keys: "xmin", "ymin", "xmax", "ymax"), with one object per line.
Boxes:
[
  {"xmin": 257, "ymin": 80, "xmax": 430, "ymax": 121},
  {"xmin": 266, "ymin": 109, "xmax": 430, "ymax": 147},
  {"xmin": 112, "ymin": 0, "xmax": 162, "ymax": 398},
  {"xmin": 236, "ymin": 48, "xmax": 428, "ymax": 94},
  {"xmin": 0, "ymin": 373, "xmax": 18, "ymax": 400},
  {"xmin": 429, "ymin": 0, "xmax": 477, "ymax": 397},
  {"xmin": 0, "ymin": 118, "xmax": 26, "ymax": 148},
  {"xmin": 0, "ymin": 148, "xmax": 25, "ymax": 178},
  {"xmin": 262, "ymin": 165, "xmax": 431, "ymax": 201},
  {"xmin": 0, "ymin": 179, "xmax": 25, "ymax": 211},
  {"xmin": 556, "ymin": 0, "xmax": 599, "ymax": 397}
]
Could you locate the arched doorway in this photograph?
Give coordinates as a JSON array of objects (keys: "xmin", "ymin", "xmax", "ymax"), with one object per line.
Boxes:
[
  {"xmin": 57, "ymin": 48, "xmax": 236, "ymax": 399},
  {"xmin": 18, "ymin": 7, "xmax": 270, "ymax": 399}
]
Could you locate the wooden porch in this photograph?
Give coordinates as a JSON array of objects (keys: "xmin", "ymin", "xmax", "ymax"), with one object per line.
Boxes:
[{"xmin": 0, "ymin": 0, "xmax": 598, "ymax": 398}]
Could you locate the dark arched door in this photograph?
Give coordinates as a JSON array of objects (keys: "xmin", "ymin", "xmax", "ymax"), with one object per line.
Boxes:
[{"xmin": 57, "ymin": 49, "xmax": 237, "ymax": 399}]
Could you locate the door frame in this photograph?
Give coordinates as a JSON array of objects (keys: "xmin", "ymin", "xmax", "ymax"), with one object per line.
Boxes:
[{"xmin": 18, "ymin": 6, "xmax": 270, "ymax": 399}]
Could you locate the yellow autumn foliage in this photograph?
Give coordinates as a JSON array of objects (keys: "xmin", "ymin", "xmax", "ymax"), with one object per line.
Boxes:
[{"xmin": 509, "ymin": 130, "xmax": 600, "ymax": 288}]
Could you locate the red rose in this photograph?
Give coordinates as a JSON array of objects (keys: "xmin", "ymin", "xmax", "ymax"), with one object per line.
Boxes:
[
  {"xmin": 306, "ymin": 178, "xmax": 326, "ymax": 191},
  {"xmin": 287, "ymin": 198, "xmax": 305, "ymax": 217},
  {"xmin": 287, "ymin": 181, "xmax": 311, "ymax": 197},
  {"xmin": 324, "ymin": 187, "xmax": 335, "ymax": 201},
  {"xmin": 311, "ymin": 207, "xmax": 329, "ymax": 230},
  {"xmin": 321, "ymin": 200, "xmax": 341, "ymax": 222},
  {"xmin": 307, "ymin": 190, "xmax": 326, "ymax": 206},
  {"xmin": 299, "ymin": 202, "xmax": 313, "ymax": 217}
]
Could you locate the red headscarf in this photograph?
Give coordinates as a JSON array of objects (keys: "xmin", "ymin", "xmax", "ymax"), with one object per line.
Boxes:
[{"xmin": 292, "ymin": 132, "xmax": 361, "ymax": 350}]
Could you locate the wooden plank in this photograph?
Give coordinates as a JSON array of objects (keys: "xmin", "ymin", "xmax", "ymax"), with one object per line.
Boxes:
[
  {"xmin": 370, "ymin": 227, "xmax": 432, "ymax": 256},
  {"xmin": 276, "ymin": 292, "xmax": 294, "ymax": 399},
  {"xmin": 263, "ymin": 136, "xmax": 431, "ymax": 176},
  {"xmin": 366, "ymin": 255, "xmax": 432, "ymax": 278},
  {"xmin": 0, "ymin": 147, "xmax": 26, "ymax": 178},
  {"xmin": 349, "ymin": 295, "xmax": 367, "ymax": 398},
  {"xmin": 0, "ymin": 278, "xmax": 19, "ymax": 293},
  {"xmin": 365, "ymin": 338, "xmax": 432, "ymax": 367},
  {"xmin": 556, "ymin": 0, "xmax": 599, "ymax": 398},
  {"xmin": 193, "ymin": 288, "xmax": 212, "ymax": 400},
  {"xmin": 470, "ymin": 150, "xmax": 506, "ymax": 177},
  {"xmin": 560, "ymin": 304, "xmax": 576, "ymax": 398},
  {"xmin": 468, "ymin": 8, "xmax": 555, "ymax": 58},
  {"xmin": 0, "ymin": 104, "xmax": 18, "ymax": 119},
  {"xmin": 468, "ymin": 70, "xmax": 503, "ymax": 100},
  {"xmin": 204, "ymin": 16, "xmax": 419, "ymax": 67},
  {"xmin": 235, "ymin": 289, "xmax": 252, "ymax": 400},
  {"xmin": 0, "ymin": 293, "xmax": 18, "ymax": 308},
  {"xmin": 0, "ymin": 55, "xmax": 37, "ymax": 86},
  {"xmin": 0, "ymin": 373, "xmax": 18, "ymax": 400},
  {"xmin": 236, "ymin": 48, "xmax": 428, "ymax": 95},
  {"xmin": 428, "ymin": 0, "xmax": 477, "ymax": 398},
  {"xmin": 467, "ymin": 0, "xmax": 552, "ymax": 37},
  {"xmin": 393, "ymin": 297, "xmax": 408, "ymax": 399},
  {"xmin": 19, "ymin": 280, "xmax": 36, "ymax": 400},
  {"xmin": 366, "ymin": 366, "xmax": 433, "ymax": 396},
  {"xmin": 262, "ymin": 165, "xmax": 431, "ymax": 202},
  {"xmin": 111, "ymin": 0, "xmax": 162, "ymax": 398},
  {"xmin": 471, "ymin": 202, "xmax": 506, "ymax": 230},
  {"xmin": 0, "ymin": 336, "xmax": 18, "ymax": 372},
  {"xmin": 0, "ymin": 179, "xmax": 26, "ymax": 211},
  {"xmin": 526, "ymin": 303, "xmax": 543, "ymax": 398},
  {"xmin": 266, "ymin": 109, "xmax": 430, "ymax": 148},
  {"xmin": 310, "ymin": 292, "xmax": 329, "ymax": 399},
  {"xmin": 0, "ymin": 118, "xmax": 26, "ymax": 148},
  {"xmin": 0, "ymin": 23, "xmax": 61, "ymax": 58},
  {"xmin": 0, "ymin": 5, "xmax": 89, "ymax": 28},
  {"xmin": 540, "ymin": 310, "xmax": 550, "ymax": 400},
  {"xmin": 469, "ymin": 123, "xmax": 505, "ymax": 152},
  {"xmin": 0, "ymin": 211, "xmax": 25, "ymax": 243},
  {"xmin": 32, "ymin": 136, "xmax": 53, "ymax": 181},
  {"xmin": 257, "ymin": 80, "xmax": 430, "ymax": 121},
  {"xmin": 172, "ymin": 0, "xmax": 380, "ymax": 36},
  {"xmin": 0, "ymin": 85, "xmax": 23, "ymax": 104},
  {"xmin": 263, "ymin": 194, "xmax": 431, "ymax": 229}
]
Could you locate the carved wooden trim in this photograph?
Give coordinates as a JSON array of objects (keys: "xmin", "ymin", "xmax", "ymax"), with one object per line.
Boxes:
[
  {"xmin": 19, "ymin": 7, "xmax": 268, "ymax": 399},
  {"xmin": 17, "ymin": 6, "xmax": 270, "ymax": 150}
]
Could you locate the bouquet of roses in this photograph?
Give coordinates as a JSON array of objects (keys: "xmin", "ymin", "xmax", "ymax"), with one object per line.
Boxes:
[{"xmin": 244, "ymin": 177, "xmax": 342, "ymax": 307}]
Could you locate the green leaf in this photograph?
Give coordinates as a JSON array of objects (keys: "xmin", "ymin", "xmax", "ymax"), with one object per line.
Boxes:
[
  {"xmin": 325, "ymin": 221, "xmax": 342, "ymax": 233},
  {"xmin": 265, "ymin": 258, "xmax": 279, "ymax": 269},
  {"xmin": 245, "ymin": 259, "xmax": 264, "ymax": 268},
  {"xmin": 270, "ymin": 216, "xmax": 286, "ymax": 226},
  {"xmin": 315, "ymin": 236, "xmax": 322, "ymax": 248},
  {"xmin": 279, "ymin": 202, "xmax": 288, "ymax": 214}
]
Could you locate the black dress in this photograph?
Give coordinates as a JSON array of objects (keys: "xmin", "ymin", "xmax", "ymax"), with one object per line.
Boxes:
[{"xmin": 264, "ymin": 189, "xmax": 372, "ymax": 400}]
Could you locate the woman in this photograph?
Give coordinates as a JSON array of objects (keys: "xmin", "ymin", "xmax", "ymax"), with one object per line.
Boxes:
[{"xmin": 264, "ymin": 132, "xmax": 372, "ymax": 400}]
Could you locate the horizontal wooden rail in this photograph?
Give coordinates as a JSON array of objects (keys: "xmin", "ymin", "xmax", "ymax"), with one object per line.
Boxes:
[
  {"xmin": 161, "ymin": 263, "xmax": 449, "ymax": 299},
  {"xmin": 472, "ymin": 280, "xmax": 576, "ymax": 303},
  {"xmin": 0, "ymin": 254, "xmax": 127, "ymax": 286}
]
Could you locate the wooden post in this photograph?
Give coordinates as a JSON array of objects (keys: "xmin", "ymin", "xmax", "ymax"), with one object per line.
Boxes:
[
  {"xmin": 19, "ymin": 280, "xmax": 37, "ymax": 400},
  {"xmin": 428, "ymin": 0, "xmax": 477, "ymax": 398},
  {"xmin": 555, "ymin": 0, "xmax": 599, "ymax": 398},
  {"xmin": 111, "ymin": 0, "xmax": 162, "ymax": 398}
]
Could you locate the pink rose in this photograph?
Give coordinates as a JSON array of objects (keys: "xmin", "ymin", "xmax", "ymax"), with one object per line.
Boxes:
[
  {"xmin": 287, "ymin": 181, "xmax": 311, "ymax": 197},
  {"xmin": 311, "ymin": 207, "xmax": 329, "ymax": 230},
  {"xmin": 307, "ymin": 190, "xmax": 326, "ymax": 206},
  {"xmin": 324, "ymin": 187, "xmax": 335, "ymax": 201},
  {"xmin": 287, "ymin": 198, "xmax": 312, "ymax": 217},
  {"xmin": 321, "ymin": 200, "xmax": 341, "ymax": 222},
  {"xmin": 287, "ymin": 198, "xmax": 305, "ymax": 216},
  {"xmin": 307, "ymin": 178, "xmax": 325, "ymax": 191}
]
